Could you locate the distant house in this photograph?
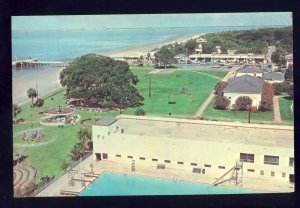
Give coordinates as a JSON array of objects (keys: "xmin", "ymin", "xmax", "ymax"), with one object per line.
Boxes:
[
  {"xmin": 196, "ymin": 37, "xmax": 207, "ymax": 43},
  {"xmin": 263, "ymin": 72, "xmax": 285, "ymax": 83},
  {"xmin": 195, "ymin": 43, "xmax": 203, "ymax": 54},
  {"xmin": 223, "ymin": 75, "xmax": 263, "ymax": 109},
  {"xmin": 174, "ymin": 54, "xmax": 187, "ymax": 63},
  {"xmin": 236, "ymin": 65, "xmax": 270, "ymax": 78},
  {"xmin": 285, "ymin": 54, "xmax": 293, "ymax": 68},
  {"xmin": 227, "ymin": 50, "xmax": 237, "ymax": 54}
]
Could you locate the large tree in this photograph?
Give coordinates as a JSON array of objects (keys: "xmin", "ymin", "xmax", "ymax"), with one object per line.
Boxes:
[
  {"xmin": 284, "ymin": 64, "xmax": 293, "ymax": 81},
  {"xmin": 27, "ymin": 88, "xmax": 37, "ymax": 107},
  {"xmin": 60, "ymin": 54, "xmax": 143, "ymax": 108},
  {"xmin": 13, "ymin": 104, "xmax": 22, "ymax": 120},
  {"xmin": 259, "ymin": 83, "xmax": 274, "ymax": 111},
  {"xmin": 154, "ymin": 46, "xmax": 175, "ymax": 68}
]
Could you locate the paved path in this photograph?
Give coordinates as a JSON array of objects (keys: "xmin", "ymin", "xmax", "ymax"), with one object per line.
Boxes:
[
  {"xmin": 273, "ymin": 96, "xmax": 282, "ymax": 122},
  {"xmin": 191, "ymin": 71, "xmax": 222, "ymax": 80},
  {"xmin": 193, "ymin": 67, "xmax": 240, "ymax": 117}
]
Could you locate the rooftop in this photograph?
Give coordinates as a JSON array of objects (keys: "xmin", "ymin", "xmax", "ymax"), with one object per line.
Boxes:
[
  {"xmin": 263, "ymin": 72, "xmax": 285, "ymax": 81},
  {"xmin": 223, "ymin": 75, "xmax": 263, "ymax": 93},
  {"xmin": 95, "ymin": 117, "xmax": 118, "ymax": 126},
  {"xmin": 106, "ymin": 115, "xmax": 293, "ymax": 149},
  {"xmin": 238, "ymin": 65, "xmax": 269, "ymax": 73}
]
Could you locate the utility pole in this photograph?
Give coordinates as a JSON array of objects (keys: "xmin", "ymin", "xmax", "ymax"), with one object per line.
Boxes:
[
  {"xmin": 149, "ymin": 74, "xmax": 151, "ymax": 98},
  {"xmin": 248, "ymin": 107, "xmax": 251, "ymax": 123}
]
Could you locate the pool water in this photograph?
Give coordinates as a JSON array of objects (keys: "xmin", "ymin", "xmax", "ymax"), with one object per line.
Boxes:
[{"xmin": 79, "ymin": 172, "xmax": 263, "ymax": 196}]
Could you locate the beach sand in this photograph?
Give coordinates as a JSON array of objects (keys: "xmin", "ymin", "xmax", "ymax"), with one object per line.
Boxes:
[
  {"xmin": 101, "ymin": 34, "xmax": 200, "ymax": 57},
  {"xmin": 13, "ymin": 67, "xmax": 64, "ymax": 105},
  {"xmin": 12, "ymin": 33, "xmax": 200, "ymax": 105}
]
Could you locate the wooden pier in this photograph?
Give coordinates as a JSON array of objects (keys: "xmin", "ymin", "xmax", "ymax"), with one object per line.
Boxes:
[{"xmin": 12, "ymin": 58, "xmax": 70, "ymax": 68}]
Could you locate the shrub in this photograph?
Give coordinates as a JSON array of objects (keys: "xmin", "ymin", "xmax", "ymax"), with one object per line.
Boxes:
[
  {"xmin": 215, "ymin": 96, "xmax": 230, "ymax": 110},
  {"xmin": 34, "ymin": 98, "xmax": 44, "ymax": 107},
  {"xmin": 259, "ymin": 82, "xmax": 274, "ymax": 111},
  {"xmin": 135, "ymin": 108, "xmax": 145, "ymax": 116},
  {"xmin": 272, "ymin": 83, "xmax": 282, "ymax": 95},
  {"xmin": 233, "ymin": 96, "xmax": 252, "ymax": 111},
  {"xmin": 286, "ymin": 84, "xmax": 294, "ymax": 100},
  {"xmin": 61, "ymin": 160, "xmax": 71, "ymax": 170},
  {"xmin": 214, "ymin": 81, "xmax": 228, "ymax": 96}
]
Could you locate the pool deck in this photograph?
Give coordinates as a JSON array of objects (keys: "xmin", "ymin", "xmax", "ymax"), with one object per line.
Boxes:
[{"xmin": 36, "ymin": 157, "xmax": 294, "ymax": 197}]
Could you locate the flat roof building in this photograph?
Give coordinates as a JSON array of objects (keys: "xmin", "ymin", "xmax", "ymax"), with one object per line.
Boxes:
[{"xmin": 92, "ymin": 115, "xmax": 294, "ymax": 191}]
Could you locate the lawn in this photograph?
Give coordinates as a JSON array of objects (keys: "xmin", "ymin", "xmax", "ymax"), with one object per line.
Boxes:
[
  {"xmin": 203, "ymin": 97, "xmax": 274, "ymax": 123},
  {"xmin": 279, "ymin": 97, "xmax": 294, "ymax": 122},
  {"xmin": 124, "ymin": 66, "xmax": 226, "ymax": 116},
  {"xmin": 13, "ymin": 65, "xmax": 226, "ymax": 182},
  {"xmin": 13, "ymin": 88, "xmax": 120, "ymax": 182}
]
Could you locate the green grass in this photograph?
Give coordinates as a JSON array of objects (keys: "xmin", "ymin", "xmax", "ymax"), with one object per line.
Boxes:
[
  {"xmin": 124, "ymin": 66, "xmax": 226, "ymax": 116},
  {"xmin": 13, "ymin": 88, "xmax": 120, "ymax": 182},
  {"xmin": 279, "ymin": 97, "xmax": 294, "ymax": 122},
  {"xmin": 203, "ymin": 97, "xmax": 274, "ymax": 122},
  {"xmin": 13, "ymin": 65, "xmax": 227, "ymax": 182}
]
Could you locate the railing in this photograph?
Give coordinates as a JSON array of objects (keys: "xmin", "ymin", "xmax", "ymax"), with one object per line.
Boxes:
[{"xmin": 27, "ymin": 151, "xmax": 93, "ymax": 197}]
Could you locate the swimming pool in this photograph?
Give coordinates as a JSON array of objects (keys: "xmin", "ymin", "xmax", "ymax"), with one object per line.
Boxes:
[{"xmin": 79, "ymin": 172, "xmax": 263, "ymax": 196}]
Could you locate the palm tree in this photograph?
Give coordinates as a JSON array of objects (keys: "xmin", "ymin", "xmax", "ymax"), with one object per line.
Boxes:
[
  {"xmin": 27, "ymin": 88, "xmax": 37, "ymax": 107},
  {"xmin": 13, "ymin": 104, "xmax": 22, "ymax": 121}
]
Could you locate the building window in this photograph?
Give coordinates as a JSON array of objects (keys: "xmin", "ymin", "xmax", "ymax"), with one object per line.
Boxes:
[
  {"xmin": 204, "ymin": 164, "xmax": 211, "ymax": 168},
  {"xmin": 247, "ymin": 169, "xmax": 255, "ymax": 172},
  {"xmin": 218, "ymin": 166, "xmax": 225, "ymax": 169},
  {"xmin": 164, "ymin": 160, "xmax": 171, "ymax": 163},
  {"xmin": 271, "ymin": 171, "xmax": 275, "ymax": 177},
  {"xmin": 264, "ymin": 155, "xmax": 279, "ymax": 165},
  {"xmin": 108, "ymin": 132, "xmax": 110, "ymax": 135},
  {"xmin": 127, "ymin": 156, "xmax": 133, "ymax": 159},
  {"xmin": 102, "ymin": 136, "xmax": 104, "ymax": 139},
  {"xmin": 116, "ymin": 126, "xmax": 119, "ymax": 130},
  {"xmin": 152, "ymin": 159, "xmax": 158, "ymax": 162},
  {"xmin": 202, "ymin": 169, "xmax": 205, "ymax": 174},
  {"xmin": 102, "ymin": 153, "xmax": 108, "ymax": 159},
  {"xmin": 97, "ymin": 135, "xmax": 100, "ymax": 139},
  {"xmin": 289, "ymin": 158, "xmax": 294, "ymax": 167},
  {"xmin": 240, "ymin": 153, "xmax": 254, "ymax": 163},
  {"xmin": 116, "ymin": 154, "xmax": 121, "ymax": 158},
  {"xmin": 177, "ymin": 161, "xmax": 184, "ymax": 165},
  {"xmin": 289, "ymin": 174, "xmax": 295, "ymax": 183},
  {"xmin": 282, "ymin": 173, "xmax": 286, "ymax": 178},
  {"xmin": 139, "ymin": 157, "xmax": 145, "ymax": 160},
  {"xmin": 190, "ymin": 163, "xmax": 197, "ymax": 166},
  {"xmin": 260, "ymin": 170, "xmax": 264, "ymax": 175},
  {"xmin": 121, "ymin": 129, "xmax": 124, "ymax": 133}
]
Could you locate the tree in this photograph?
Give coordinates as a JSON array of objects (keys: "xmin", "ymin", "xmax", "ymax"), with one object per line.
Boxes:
[
  {"xmin": 34, "ymin": 98, "xmax": 44, "ymax": 107},
  {"xmin": 284, "ymin": 64, "xmax": 293, "ymax": 81},
  {"xmin": 13, "ymin": 104, "xmax": 22, "ymax": 119},
  {"xmin": 154, "ymin": 46, "xmax": 175, "ymax": 68},
  {"xmin": 259, "ymin": 83, "xmax": 274, "ymax": 111},
  {"xmin": 272, "ymin": 83, "xmax": 283, "ymax": 95},
  {"xmin": 215, "ymin": 96, "xmax": 230, "ymax": 110},
  {"xmin": 70, "ymin": 142, "xmax": 86, "ymax": 161},
  {"xmin": 77, "ymin": 128, "xmax": 92, "ymax": 150},
  {"xmin": 214, "ymin": 81, "xmax": 228, "ymax": 97},
  {"xmin": 233, "ymin": 96, "xmax": 252, "ymax": 111},
  {"xmin": 286, "ymin": 84, "xmax": 294, "ymax": 100},
  {"xmin": 135, "ymin": 108, "xmax": 145, "ymax": 116},
  {"xmin": 27, "ymin": 88, "xmax": 37, "ymax": 107},
  {"xmin": 184, "ymin": 39, "xmax": 197, "ymax": 55},
  {"xmin": 60, "ymin": 54, "xmax": 143, "ymax": 109}
]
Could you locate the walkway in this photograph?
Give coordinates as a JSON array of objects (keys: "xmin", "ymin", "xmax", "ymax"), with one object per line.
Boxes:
[
  {"xmin": 191, "ymin": 71, "xmax": 222, "ymax": 80},
  {"xmin": 193, "ymin": 67, "xmax": 240, "ymax": 117},
  {"xmin": 273, "ymin": 96, "xmax": 282, "ymax": 122}
]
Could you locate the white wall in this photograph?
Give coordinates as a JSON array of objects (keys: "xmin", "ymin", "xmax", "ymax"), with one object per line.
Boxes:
[
  {"xmin": 236, "ymin": 72, "xmax": 263, "ymax": 78},
  {"xmin": 223, "ymin": 93, "xmax": 261, "ymax": 109},
  {"xmin": 92, "ymin": 125, "xmax": 294, "ymax": 183}
]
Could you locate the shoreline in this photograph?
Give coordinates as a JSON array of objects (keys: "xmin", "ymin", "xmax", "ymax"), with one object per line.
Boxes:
[{"xmin": 12, "ymin": 33, "xmax": 201, "ymax": 106}]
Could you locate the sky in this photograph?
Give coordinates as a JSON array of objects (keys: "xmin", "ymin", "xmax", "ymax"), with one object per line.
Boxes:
[{"xmin": 12, "ymin": 12, "xmax": 292, "ymax": 30}]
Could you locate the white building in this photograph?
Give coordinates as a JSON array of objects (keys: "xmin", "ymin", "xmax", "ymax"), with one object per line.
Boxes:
[
  {"xmin": 92, "ymin": 115, "xmax": 294, "ymax": 188},
  {"xmin": 223, "ymin": 75, "xmax": 263, "ymax": 109}
]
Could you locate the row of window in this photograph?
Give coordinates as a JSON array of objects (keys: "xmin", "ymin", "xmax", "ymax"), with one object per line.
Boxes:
[
  {"xmin": 113, "ymin": 154, "xmax": 227, "ymax": 169},
  {"xmin": 240, "ymin": 153, "xmax": 294, "ymax": 167},
  {"xmin": 247, "ymin": 169, "xmax": 289, "ymax": 178}
]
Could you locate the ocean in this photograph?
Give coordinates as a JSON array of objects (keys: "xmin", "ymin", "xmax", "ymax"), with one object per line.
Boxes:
[{"xmin": 12, "ymin": 25, "xmax": 278, "ymax": 79}]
